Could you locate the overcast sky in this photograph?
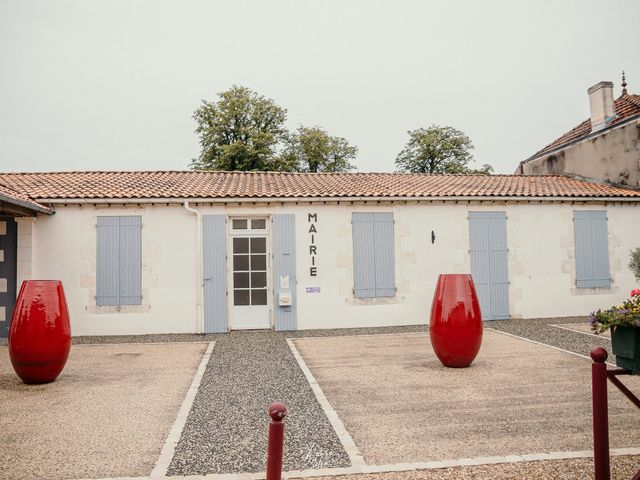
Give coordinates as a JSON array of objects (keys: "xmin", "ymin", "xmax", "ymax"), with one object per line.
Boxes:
[{"xmin": 1, "ymin": 0, "xmax": 638, "ymax": 174}]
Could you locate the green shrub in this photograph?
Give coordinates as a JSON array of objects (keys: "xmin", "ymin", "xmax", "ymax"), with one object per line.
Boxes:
[{"xmin": 630, "ymin": 248, "xmax": 640, "ymax": 282}]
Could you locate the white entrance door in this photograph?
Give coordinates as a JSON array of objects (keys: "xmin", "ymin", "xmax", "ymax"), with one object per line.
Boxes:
[{"xmin": 229, "ymin": 218, "xmax": 271, "ymax": 329}]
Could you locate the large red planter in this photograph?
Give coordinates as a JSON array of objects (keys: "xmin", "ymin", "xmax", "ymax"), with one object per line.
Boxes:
[
  {"xmin": 8, "ymin": 280, "xmax": 71, "ymax": 384},
  {"xmin": 429, "ymin": 274, "xmax": 483, "ymax": 368}
]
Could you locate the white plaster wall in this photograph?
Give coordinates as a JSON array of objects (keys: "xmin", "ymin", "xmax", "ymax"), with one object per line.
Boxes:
[
  {"xmin": 288, "ymin": 202, "xmax": 470, "ymax": 329},
  {"xmin": 476, "ymin": 202, "xmax": 640, "ymax": 319},
  {"xmin": 29, "ymin": 204, "xmax": 200, "ymax": 336},
  {"xmin": 21, "ymin": 200, "xmax": 640, "ymax": 335},
  {"xmin": 286, "ymin": 201, "xmax": 640, "ymax": 329}
]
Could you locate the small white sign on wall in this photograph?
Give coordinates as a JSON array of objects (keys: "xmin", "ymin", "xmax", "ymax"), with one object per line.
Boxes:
[
  {"xmin": 279, "ymin": 292, "xmax": 292, "ymax": 306},
  {"xmin": 305, "ymin": 287, "xmax": 321, "ymax": 294},
  {"xmin": 280, "ymin": 275, "xmax": 289, "ymax": 290}
]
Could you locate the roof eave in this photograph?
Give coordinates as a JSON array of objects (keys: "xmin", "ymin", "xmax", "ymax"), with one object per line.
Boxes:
[
  {"xmin": 35, "ymin": 195, "xmax": 640, "ymax": 204},
  {"xmin": 0, "ymin": 193, "xmax": 53, "ymax": 215}
]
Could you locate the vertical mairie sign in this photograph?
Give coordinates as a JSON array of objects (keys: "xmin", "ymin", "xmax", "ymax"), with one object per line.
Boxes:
[{"xmin": 308, "ymin": 213, "xmax": 317, "ymax": 276}]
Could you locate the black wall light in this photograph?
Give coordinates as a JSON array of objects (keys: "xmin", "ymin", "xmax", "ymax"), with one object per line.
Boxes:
[{"xmin": 431, "ymin": 230, "xmax": 436, "ymax": 244}]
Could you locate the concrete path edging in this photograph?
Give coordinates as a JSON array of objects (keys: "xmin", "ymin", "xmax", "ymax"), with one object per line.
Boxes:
[
  {"xmin": 485, "ymin": 327, "xmax": 618, "ymax": 366},
  {"xmin": 80, "ymin": 448, "xmax": 640, "ymax": 479},
  {"xmin": 150, "ymin": 341, "xmax": 216, "ymax": 478},
  {"xmin": 550, "ymin": 324, "xmax": 612, "ymax": 341},
  {"xmin": 286, "ymin": 338, "xmax": 366, "ymax": 469}
]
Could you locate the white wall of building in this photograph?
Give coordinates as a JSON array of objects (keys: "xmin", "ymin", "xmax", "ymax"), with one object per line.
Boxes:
[
  {"xmin": 519, "ymin": 120, "xmax": 640, "ymax": 189},
  {"xmin": 20, "ymin": 200, "xmax": 640, "ymax": 335},
  {"xmin": 28, "ymin": 204, "xmax": 200, "ymax": 336}
]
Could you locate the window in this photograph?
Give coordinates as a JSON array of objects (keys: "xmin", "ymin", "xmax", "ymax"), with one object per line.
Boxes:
[
  {"xmin": 96, "ymin": 216, "xmax": 142, "ymax": 306},
  {"xmin": 232, "ymin": 219, "xmax": 248, "ymax": 230},
  {"xmin": 352, "ymin": 212, "xmax": 396, "ymax": 298},
  {"xmin": 232, "ymin": 218, "xmax": 267, "ymax": 230},
  {"xmin": 573, "ymin": 210, "xmax": 610, "ymax": 288}
]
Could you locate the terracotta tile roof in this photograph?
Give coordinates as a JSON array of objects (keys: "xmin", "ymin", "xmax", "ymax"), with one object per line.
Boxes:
[
  {"xmin": 0, "ymin": 171, "xmax": 639, "ymax": 201},
  {"xmin": 0, "ymin": 180, "xmax": 52, "ymax": 213},
  {"xmin": 531, "ymin": 93, "xmax": 640, "ymax": 158}
]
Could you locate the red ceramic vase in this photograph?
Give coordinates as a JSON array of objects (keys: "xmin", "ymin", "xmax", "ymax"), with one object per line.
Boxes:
[
  {"xmin": 429, "ymin": 274, "xmax": 483, "ymax": 368},
  {"xmin": 8, "ymin": 280, "xmax": 71, "ymax": 384}
]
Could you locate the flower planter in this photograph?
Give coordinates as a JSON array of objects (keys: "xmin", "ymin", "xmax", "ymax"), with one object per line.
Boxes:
[
  {"xmin": 8, "ymin": 280, "xmax": 71, "ymax": 384},
  {"xmin": 429, "ymin": 274, "xmax": 483, "ymax": 368},
  {"xmin": 610, "ymin": 326, "xmax": 640, "ymax": 373}
]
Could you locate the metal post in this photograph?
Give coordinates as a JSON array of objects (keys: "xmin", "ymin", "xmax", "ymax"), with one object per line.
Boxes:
[
  {"xmin": 591, "ymin": 347, "xmax": 610, "ymax": 480},
  {"xmin": 266, "ymin": 402, "xmax": 287, "ymax": 480}
]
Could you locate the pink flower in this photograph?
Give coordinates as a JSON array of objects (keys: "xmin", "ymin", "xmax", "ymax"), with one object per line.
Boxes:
[{"xmin": 631, "ymin": 288, "xmax": 640, "ymax": 297}]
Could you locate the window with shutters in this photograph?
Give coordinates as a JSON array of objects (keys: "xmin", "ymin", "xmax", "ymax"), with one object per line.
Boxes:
[
  {"xmin": 573, "ymin": 210, "xmax": 611, "ymax": 289},
  {"xmin": 96, "ymin": 216, "xmax": 142, "ymax": 306},
  {"xmin": 352, "ymin": 212, "xmax": 396, "ymax": 298}
]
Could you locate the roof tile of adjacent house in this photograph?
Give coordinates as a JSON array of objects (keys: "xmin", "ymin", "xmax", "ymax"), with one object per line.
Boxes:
[
  {"xmin": 0, "ymin": 180, "xmax": 52, "ymax": 213},
  {"xmin": 531, "ymin": 93, "xmax": 640, "ymax": 158},
  {"xmin": 1, "ymin": 171, "xmax": 639, "ymax": 201}
]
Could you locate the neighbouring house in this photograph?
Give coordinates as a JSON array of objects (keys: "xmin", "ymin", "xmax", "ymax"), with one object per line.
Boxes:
[
  {"xmin": 516, "ymin": 77, "xmax": 640, "ymax": 188},
  {"xmin": 0, "ymin": 170, "xmax": 639, "ymax": 337}
]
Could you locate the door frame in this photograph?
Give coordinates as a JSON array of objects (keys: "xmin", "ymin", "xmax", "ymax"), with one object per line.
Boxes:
[
  {"xmin": 0, "ymin": 216, "xmax": 17, "ymax": 337},
  {"xmin": 226, "ymin": 215, "xmax": 273, "ymax": 330}
]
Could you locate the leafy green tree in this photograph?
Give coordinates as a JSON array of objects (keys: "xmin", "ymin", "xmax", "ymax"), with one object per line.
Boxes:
[
  {"xmin": 281, "ymin": 126, "xmax": 357, "ymax": 173},
  {"xmin": 394, "ymin": 125, "xmax": 493, "ymax": 174},
  {"xmin": 191, "ymin": 85, "xmax": 289, "ymax": 171}
]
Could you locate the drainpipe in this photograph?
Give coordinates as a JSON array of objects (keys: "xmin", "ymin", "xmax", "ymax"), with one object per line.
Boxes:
[{"xmin": 183, "ymin": 201, "xmax": 204, "ymax": 334}]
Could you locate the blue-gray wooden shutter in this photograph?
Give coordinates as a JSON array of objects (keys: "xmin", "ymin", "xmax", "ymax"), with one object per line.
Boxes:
[
  {"xmin": 469, "ymin": 212, "xmax": 491, "ymax": 319},
  {"xmin": 373, "ymin": 213, "xmax": 396, "ymax": 297},
  {"xmin": 352, "ymin": 212, "xmax": 395, "ymax": 298},
  {"xmin": 118, "ymin": 216, "xmax": 142, "ymax": 305},
  {"xmin": 352, "ymin": 213, "xmax": 376, "ymax": 298},
  {"xmin": 96, "ymin": 216, "xmax": 141, "ymax": 306},
  {"xmin": 574, "ymin": 210, "xmax": 610, "ymax": 288},
  {"xmin": 203, "ymin": 215, "xmax": 228, "ymax": 333},
  {"xmin": 469, "ymin": 211, "xmax": 509, "ymax": 320},
  {"xmin": 487, "ymin": 212, "xmax": 509, "ymax": 320},
  {"xmin": 272, "ymin": 214, "xmax": 296, "ymax": 331}
]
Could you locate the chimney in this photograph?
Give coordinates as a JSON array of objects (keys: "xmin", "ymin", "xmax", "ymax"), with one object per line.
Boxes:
[{"xmin": 588, "ymin": 81, "xmax": 615, "ymax": 131}]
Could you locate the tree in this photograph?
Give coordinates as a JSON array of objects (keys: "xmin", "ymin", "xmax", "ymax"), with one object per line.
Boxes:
[
  {"xmin": 394, "ymin": 125, "xmax": 493, "ymax": 174},
  {"xmin": 280, "ymin": 126, "xmax": 357, "ymax": 173},
  {"xmin": 190, "ymin": 85, "xmax": 289, "ymax": 171}
]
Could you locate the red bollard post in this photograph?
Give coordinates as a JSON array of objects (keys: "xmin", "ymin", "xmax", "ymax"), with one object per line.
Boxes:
[
  {"xmin": 591, "ymin": 347, "xmax": 610, "ymax": 480},
  {"xmin": 266, "ymin": 402, "xmax": 287, "ymax": 480}
]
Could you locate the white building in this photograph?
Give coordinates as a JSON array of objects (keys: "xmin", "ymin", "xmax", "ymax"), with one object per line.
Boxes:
[
  {"xmin": 0, "ymin": 170, "xmax": 639, "ymax": 336},
  {"xmin": 517, "ymin": 78, "xmax": 640, "ymax": 189}
]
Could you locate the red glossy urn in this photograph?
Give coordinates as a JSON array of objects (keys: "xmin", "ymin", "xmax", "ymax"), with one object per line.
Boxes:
[
  {"xmin": 429, "ymin": 274, "xmax": 483, "ymax": 368},
  {"xmin": 8, "ymin": 280, "xmax": 71, "ymax": 384}
]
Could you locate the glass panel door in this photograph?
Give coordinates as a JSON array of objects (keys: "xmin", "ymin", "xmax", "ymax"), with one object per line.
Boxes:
[{"xmin": 229, "ymin": 217, "xmax": 270, "ymax": 329}]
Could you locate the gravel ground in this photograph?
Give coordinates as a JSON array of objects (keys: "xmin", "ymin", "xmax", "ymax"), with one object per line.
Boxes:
[
  {"xmin": 293, "ymin": 331, "xmax": 640, "ymax": 465},
  {"xmin": 485, "ymin": 316, "xmax": 613, "ymax": 359},
  {"xmin": 166, "ymin": 330, "xmax": 353, "ymax": 476},
  {"xmin": 293, "ymin": 455, "xmax": 640, "ymax": 480},
  {"xmin": 1, "ymin": 317, "xmax": 628, "ymax": 479},
  {"xmin": 0, "ymin": 326, "xmax": 425, "ymax": 346},
  {"xmin": 0, "ymin": 342, "xmax": 205, "ymax": 480},
  {"xmin": 73, "ymin": 325, "xmax": 426, "ymax": 344}
]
